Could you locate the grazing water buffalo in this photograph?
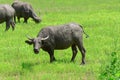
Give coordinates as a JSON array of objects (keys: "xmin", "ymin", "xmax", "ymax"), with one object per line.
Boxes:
[
  {"xmin": 25, "ymin": 23, "xmax": 89, "ymax": 65},
  {"xmin": 0, "ymin": 4, "xmax": 15, "ymax": 31},
  {"xmin": 12, "ymin": 1, "xmax": 41, "ymax": 23}
]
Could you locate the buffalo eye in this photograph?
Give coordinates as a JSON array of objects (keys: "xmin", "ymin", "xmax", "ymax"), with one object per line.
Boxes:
[{"xmin": 41, "ymin": 40, "xmax": 45, "ymax": 45}]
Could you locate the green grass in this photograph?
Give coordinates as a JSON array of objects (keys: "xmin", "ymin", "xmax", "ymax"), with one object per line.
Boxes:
[{"xmin": 0, "ymin": 0, "xmax": 120, "ymax": 80}]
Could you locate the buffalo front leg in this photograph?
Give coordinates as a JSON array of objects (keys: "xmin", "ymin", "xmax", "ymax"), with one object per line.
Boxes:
[
  {"xmin": 71, "ymin": 44, "xmax": 78, "ymax": 62},
  {"xmin": 5, "ymin": 21, "xmax": 10, "ymax": 31},
  {"xmin": 14, "ymin": 15, "xmax": 16, "ymax": 23},
  {"xmin": 11, "ymin": 22, "xmax": 15, "ymax": 31},
  {"xmin": 24, "ymin": 17, "xmax": 28, "ymax": 23},
  {"xmin": 10, "ymin": 19, "xmax": 15, "ymax": 31},
  {"xmin": 17, "ymin": 17, "xmax": 20, "ymax": 23},
  {"xmin": 48, "ymin": 50, "xmax": 56, "ymax": 63}
]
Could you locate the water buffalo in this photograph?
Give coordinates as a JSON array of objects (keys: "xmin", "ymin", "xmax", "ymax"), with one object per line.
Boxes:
[
  {"xmin": 12, "ymin": 1, "xmax": 41, "ymax": 23},
  {"xmin": 25, "ymin": 23, "xmax": 89, "ymax": 65},
  {"xmin": 0, "ymin": 4, "xmax": 15, "ymax": 31}
]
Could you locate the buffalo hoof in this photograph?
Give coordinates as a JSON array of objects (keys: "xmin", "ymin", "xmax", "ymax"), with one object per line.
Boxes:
[{"xmin": 80, "ymin": 62, "xmax": 85, "ymax": 65}]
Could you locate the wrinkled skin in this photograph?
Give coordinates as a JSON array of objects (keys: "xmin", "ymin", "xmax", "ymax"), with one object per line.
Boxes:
[
  {"xmin": 25, "ymin": 23, "xmax": 88, "ymax": 65},
  {"xmin": 12, "ymin": 1, "xmax": 41, "ymax": 23},
  {"xmin": 0, "ymin": 4, "xmax": 15, "ymax": 31}
]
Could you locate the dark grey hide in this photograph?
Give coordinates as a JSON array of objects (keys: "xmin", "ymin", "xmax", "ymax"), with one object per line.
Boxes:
[
  {"xmin": 12, "ymin": 1, "xmax": 41, "ymax": 23},
  {"xmin": 0, "ymin": 4, "xmax": 15, "ymax": 31},
  {"xmin": 25, "ymin": 23, "xmax": 88, "ymax": 65}
]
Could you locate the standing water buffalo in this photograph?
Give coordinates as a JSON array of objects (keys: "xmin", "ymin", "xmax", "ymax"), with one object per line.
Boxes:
[
  {"xmin": 0, "ymin": 4, "xmax": 15, "ymax": 31},
  {"xmin": 12, "ymin": 1, "xmax": 41, "ymax": 23},
  {"xmin": 25, "ymin": 23, "xmax": 89, "ymax": 65}
]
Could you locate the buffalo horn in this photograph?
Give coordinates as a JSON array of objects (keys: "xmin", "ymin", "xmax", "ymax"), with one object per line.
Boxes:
[
  {"xmin": 26, "ymin": 35, "xmax": 33, "ymax": 40},
  {"xmin": 41, "ymin": 36, "xmax": 49, "ymax": 40}
]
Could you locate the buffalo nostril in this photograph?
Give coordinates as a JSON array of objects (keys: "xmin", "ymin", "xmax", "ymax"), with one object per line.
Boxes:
[{"xmin": 34, "ymin": 49, "xmax": 39, "ymax": 54}]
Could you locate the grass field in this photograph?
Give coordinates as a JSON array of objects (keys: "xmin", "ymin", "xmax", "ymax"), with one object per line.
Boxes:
[{"xmin": 0, "ymin": 0, "xmax": 120, "ymax": 80}]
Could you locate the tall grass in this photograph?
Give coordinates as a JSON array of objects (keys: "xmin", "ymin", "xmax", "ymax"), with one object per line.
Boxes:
[
  {"xmin": 99, "ymin": 52, "xmax": 120, "ymax": 80},
  {"xmin": 0, "ymin": 0, "xmax": 120, "ymax": 80}
]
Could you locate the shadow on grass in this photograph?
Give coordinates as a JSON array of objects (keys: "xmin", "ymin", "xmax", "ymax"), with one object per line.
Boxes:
[
  {"xmin": 21, "ymin": 62, "xmax": 40, "ymax": 71},
  {"xmin": 20, "ymin": 62, "xmax": 40, "ymax": 75},
  {"xmin": 52, "ymin": 59, "xmax": 74, "ymax": 64}
]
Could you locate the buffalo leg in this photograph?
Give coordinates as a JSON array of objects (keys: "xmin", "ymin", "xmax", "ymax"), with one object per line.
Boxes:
[
  {"xmin": 10, "ymin": 22, "xmax": 15, "ymax": 31},
  {"xmin": 17, "ymin": 17, "xmax": 20, "ymax": 23},
  {"xmin": 77, "ymin": 40, "xmax": 86, "ymax": 65},
  {"xmin": 10, "ymin": 19, "xmax": 15, "ymax": 31},
  {"xmin": 48, "ymin": 50, "xmax": 56, "ymax": 63},
  {"xmin": 5, "ymin": 21, "xmax": 10, "ymax": 31},
  {"xmin": 71, "ymin": 44, "xmax": 78, "ymax": 62},
  {"xmin": 14, "ymin": 15, "xmax": 16, "ymax": 23},
  {"xmin": 24, "ymin": 18, "xmax": 28, "ymax": 23}
]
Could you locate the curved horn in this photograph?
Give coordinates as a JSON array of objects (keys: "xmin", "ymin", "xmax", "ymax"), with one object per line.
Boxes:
[
  {"xmin": 26, "ymin": 35, "xmax": 34, "ymax": 40},
  {"xmin": 41, "ymin": 35, "xmax": 49, "ymax": 41}
]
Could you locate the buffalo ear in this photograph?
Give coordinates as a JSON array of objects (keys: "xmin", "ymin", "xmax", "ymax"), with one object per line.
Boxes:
[{"xmin": 25, "ymin": 40, "xmax": 33, "ymax": 45}]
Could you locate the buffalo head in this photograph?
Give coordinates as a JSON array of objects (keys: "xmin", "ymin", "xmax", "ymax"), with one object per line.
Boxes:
[
  {"xmin": 30, "ymin": 11, "xmax": 41, "ymax": 23},
  {"xmin": 33, "ymin": 17, "xmax": 41, "ymax": 23},
  {"xmin": 25, "ymin": 36, "xmax": 49, "ymax": 54}
]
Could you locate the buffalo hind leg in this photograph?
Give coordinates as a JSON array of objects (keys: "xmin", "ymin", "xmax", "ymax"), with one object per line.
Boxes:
[
  {"xmin": 77, "ymin": 42, "xmax": 86, "ymax": 65},
  {"xmin": 48, "ymin": 50, "xmax": 56, "ymax": 63},
  {"xmin": 71, "ymin": 44, "xmax": 78, "ymax": 62}
]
